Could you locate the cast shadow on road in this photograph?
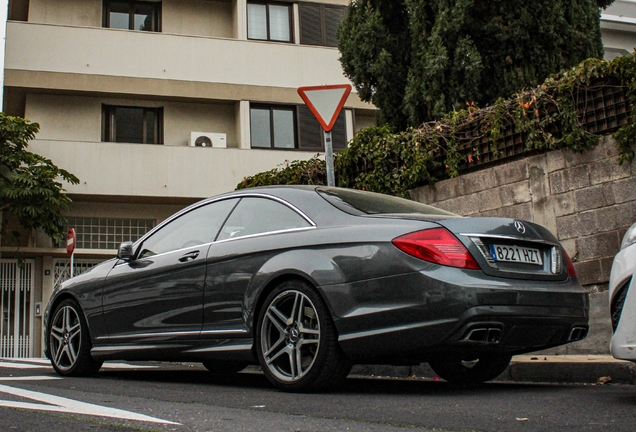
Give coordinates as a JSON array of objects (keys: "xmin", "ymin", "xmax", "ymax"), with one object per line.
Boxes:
[{"xmin": 93, "ymin": 364, "xmax": 579, "ymax": 397}]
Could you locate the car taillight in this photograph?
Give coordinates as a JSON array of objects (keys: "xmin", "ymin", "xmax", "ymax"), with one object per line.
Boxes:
[
  {"xmin": 564, "ymin": 250, "xmax": 577, "ymax": 278},
  {"xmin": 392, "ymin": 228, "xmax": 480, "ymax": 270}
]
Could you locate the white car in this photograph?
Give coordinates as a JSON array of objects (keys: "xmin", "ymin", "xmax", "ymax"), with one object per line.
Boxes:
[{"xmin": 609, "ymin": 222, "xmax": 636, "ymax": 361}]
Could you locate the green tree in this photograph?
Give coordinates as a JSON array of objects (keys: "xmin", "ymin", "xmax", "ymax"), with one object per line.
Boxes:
[
  {"xmin": 339, "ymin": 0, "xmax": 612, "ymax": 129},
  {"xmin": 0, "ymin": 113, "xmax": 79, "ymax": 245}
]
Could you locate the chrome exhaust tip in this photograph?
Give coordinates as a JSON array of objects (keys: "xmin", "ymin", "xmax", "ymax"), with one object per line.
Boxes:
[
  {"xmin": 464, "ymin": 328, "xmax": 502, "ymax": 344},
  {"xmin": 568, "ymin": 327, "xmax": 588, "ymax": 342}
]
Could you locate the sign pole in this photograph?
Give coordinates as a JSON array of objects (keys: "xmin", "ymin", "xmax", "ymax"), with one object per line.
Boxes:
[
  {"xmin": 297, "ymin": 84, "xmax": 352, "ymax": 188},
  {"xmin": 324, "ymin": 130, "xmax": 335, "ymax": 186},
  {"xmin": 66, "ymin": 228, "xmax": 76, "ymax": 278}
]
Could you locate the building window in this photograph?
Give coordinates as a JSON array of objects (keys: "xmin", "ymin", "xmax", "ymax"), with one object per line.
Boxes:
[
  {"xmin": 104, "ymin": 0, "xmax": 161, "ymax": 32},
  {"xmin": 251, "ymin": 105, "xmax": 296, "ymax": 149},
  {"xmin": 250, "ymin": 104, "xmax": 347, "ymax": 151},
  {"xmin": 247, "ymin": 2, "xmax": 292, "ymax": 42},
  {"xmin": 60, "ymin": 217, "xmax": 156, "ymax": 250},
  {"xmin": 299, "ymin": 3, "xmax": 347, "ymax": 47},
  {"xmin": 102, "ymin": 105, "xmax": 163, "ymax": 144}
]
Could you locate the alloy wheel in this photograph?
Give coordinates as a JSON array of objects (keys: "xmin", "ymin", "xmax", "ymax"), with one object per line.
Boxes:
[
  {"xmin": 260, "ymin": 289, "xmax": 321, "ymax": 383},
  {"xmin": 50, "ymin": 305, "xmax": 82, "ymax": 371}
]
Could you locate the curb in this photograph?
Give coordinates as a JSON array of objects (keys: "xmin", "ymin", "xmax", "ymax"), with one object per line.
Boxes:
[{"xmin": 348, "ymin": 355, "xmax": 636, "ymax": 385}]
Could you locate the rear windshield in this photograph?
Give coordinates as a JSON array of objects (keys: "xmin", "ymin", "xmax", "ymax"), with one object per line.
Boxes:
[{"xmin": 316, "ymin": 187, "xmax": 457, "ymax": 217}]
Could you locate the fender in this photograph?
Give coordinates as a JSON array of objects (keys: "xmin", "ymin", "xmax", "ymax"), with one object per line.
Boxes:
[{"xmin": 244, "ymin": 248, "xmax": 347, "ymax": 331}]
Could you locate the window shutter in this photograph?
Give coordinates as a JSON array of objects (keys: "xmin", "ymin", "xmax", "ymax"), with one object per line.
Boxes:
[
  {"xmin": 324, "ymin": 6, "xmax": 346, "ymax": 48},
  {"xmin": 299, "ymin": 3, "xmax": 323, "ymax": 46},
  {"xmin": 298, "ymin": 107, "xmax": 347, "ymax": 151},
  {"xmin": 331, "ymin": 112, "xmax": 347, "ymax": 150},
  {"xmin": 298, "ymin": 106, "xmax": 323, "ymax": 150}
]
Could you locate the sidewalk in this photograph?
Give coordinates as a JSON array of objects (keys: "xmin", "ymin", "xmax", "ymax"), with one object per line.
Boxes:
[{"xmin": 348, "ymin": 355, "xmax": 636, "ymax": 385}]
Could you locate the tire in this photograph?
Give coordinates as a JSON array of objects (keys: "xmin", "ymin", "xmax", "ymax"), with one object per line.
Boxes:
[
  {"xmin": 48, "ymin": 299, "xmax": 103, "ymax": 376},
  {"xmin": 256, "ymin": 280, "xmax": 351, "ymax": 392},
  {"xmin": 202, "ymin": 360, "xmax": 248, "ymax": 374},
  {"xmin": 428, "ymin": 353, "xmax": 512, "ymax": 384}
]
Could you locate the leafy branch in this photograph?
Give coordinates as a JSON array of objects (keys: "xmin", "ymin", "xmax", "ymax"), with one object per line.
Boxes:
[{"xmin": 0, "ymin": 113, "xmax": 79, "ymax": 245}]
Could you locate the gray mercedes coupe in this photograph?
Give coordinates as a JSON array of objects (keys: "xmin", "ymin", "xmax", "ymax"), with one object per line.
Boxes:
[{"xmin": 45, "ymin": 186, "xmax": 588, "ymax": 392}]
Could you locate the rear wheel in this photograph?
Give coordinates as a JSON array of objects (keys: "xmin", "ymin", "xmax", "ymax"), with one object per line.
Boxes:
[
  {"xmin": 256, "ymin": 280, "xmax": 351, "ymax": 392},
  {"xmin": 428, "ymin": 353, "xmax": 512, "ymax": 384},
  {"xmin": 49, "ymin": 299, "xmax": 103, "ymax": 376}
]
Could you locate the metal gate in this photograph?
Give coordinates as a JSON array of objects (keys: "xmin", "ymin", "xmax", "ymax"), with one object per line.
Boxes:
[
  {"xmin": 53, "ymin": 259, "xmax": 103, "ymax": 291},
  {"xmin": 0, "ymin": 259, "xmax": 35, "ymax": 358}
]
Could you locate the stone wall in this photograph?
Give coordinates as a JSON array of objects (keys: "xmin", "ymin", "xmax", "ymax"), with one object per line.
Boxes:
[{"xmin": 410, "ymin": 136, "xmax": 636, "ymax": 354}]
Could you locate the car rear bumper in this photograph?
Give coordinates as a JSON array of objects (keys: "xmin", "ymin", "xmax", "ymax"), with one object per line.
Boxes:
[{"xmin": 326, "ymin": 266, "xmax": 588, "ymax": 363}]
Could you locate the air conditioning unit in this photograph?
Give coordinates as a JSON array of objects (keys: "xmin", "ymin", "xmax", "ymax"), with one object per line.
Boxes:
[{"xmin": 189, "ymin": 132, "xmax": 227, "ymax": 148}]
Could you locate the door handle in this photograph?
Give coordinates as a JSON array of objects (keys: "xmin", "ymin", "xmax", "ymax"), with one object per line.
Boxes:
[{"xmin": 179, "ymin": 251, "xmax": 199, "ymax": 262}]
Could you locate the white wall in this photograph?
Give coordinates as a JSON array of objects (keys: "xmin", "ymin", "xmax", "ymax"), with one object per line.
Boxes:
[
  {"xmin": 354, "ymin": 113, "xmax": 376, "ymax": 132},
  {"xmin": 28, "ymin": 0, "xmax": 101, "ymax": 27},
  {"xmin": 601, "ymin": 0, "xmax": 636, "ymax": 58},
  {"xmin": 162, "ymin": 0, "xmax": 233, "ymax": 38},
  {"xmin": 165, "ymin": 101, "xmax": 236, "ymax": 147},
  {"xmin": 25, "ymin": 94, "xmax": 100, "ymax": 142}
]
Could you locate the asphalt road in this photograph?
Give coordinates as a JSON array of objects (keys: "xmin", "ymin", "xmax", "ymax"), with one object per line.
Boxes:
[{"xmin": 0, "ymin": 358, "xmax": 635, "ymax": 432}]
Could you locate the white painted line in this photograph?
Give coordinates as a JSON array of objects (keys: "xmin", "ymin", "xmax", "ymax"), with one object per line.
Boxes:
[
  {"xmin": 101, "ymin": 363, "xmax": 158, "ymax": 370},
  {"xmin": 0, "ymin": 358, "xmax": 51, "ymax": 365},
  {"xmin": 0, "ymin": 359, "xmax": 158, "ymax": 370},
  {"xmin": 0, "ymin": 384, "xmax": 180, "ymax": 425},
  {"xmin": 0, "ymin": 361, "xmax": 48, "ymax": 369},
  {"xmin": 0, "ymin": 376, "xmax": 62, "ymax": 382}
]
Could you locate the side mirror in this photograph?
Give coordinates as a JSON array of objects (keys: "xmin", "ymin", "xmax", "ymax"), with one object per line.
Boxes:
[{"xmin": 117, "ymin": 241, "xmax": 134, "ymax": 261}]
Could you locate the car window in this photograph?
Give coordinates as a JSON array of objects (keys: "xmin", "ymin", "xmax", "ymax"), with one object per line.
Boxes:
[
  {"xmin": 217, "ymin": 197, "xmax": 312, "ymax": 241},
  {"xmin": 138, "ymin": 198, "xmax": 239, "ymax": 258},
  {"xmin": 316, "ymin": 187, "xmax": 457, "ymax": 216}
]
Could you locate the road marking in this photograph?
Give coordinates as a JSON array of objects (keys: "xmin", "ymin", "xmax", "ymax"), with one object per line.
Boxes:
[
  {"xmin": 101, "ymin": 363, "xmax": 159, "ymax": 369},
  {"xmin": 0, "ymin": 361, "xmax": 46, "ymax": 369},
  {"xmin": 0, "ymin": 358, "xmax": 158, "ymax": 370},
  {"xmin": 0, "ymin": 358, "xmax": 51, "ymax": 365},
  {"xmin": 0, "ymin": 376, "xmax": 62, "ymax": 382},
  {"xmin": 0, "ymin": 384, "xmax": 180, "ymax": 425}
]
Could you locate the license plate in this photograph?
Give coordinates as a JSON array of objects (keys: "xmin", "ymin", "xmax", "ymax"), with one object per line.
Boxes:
[{"xmin": 489, "ymin": 244, "xmax": 543, "ymax": 265}]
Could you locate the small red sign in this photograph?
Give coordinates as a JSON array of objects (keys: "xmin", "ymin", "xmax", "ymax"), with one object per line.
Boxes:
[{"xmin": 66, "ymin": 228, "xmax": 76, "ymax": 256}]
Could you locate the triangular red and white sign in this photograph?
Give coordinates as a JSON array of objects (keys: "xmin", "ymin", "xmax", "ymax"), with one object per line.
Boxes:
[{"xmin": 297, "ymin": 84, "xmax": 352, "ymax": 132}]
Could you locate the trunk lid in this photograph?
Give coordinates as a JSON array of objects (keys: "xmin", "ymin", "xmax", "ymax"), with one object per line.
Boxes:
[{"xmin": 435, "ymin": 217, "xmax": 569, "ymax": 281}]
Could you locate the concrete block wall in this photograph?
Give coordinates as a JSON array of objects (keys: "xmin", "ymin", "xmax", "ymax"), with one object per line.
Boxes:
[{"xmin": 410, "ymin": 136, "xmax": 636, "ymax": 354}]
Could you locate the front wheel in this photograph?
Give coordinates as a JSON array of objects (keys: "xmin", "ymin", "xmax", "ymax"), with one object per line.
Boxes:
[
  {"xmin": 49, "ymin": 299, "xmax": 102, "ymax": 376},
  {"xmin": 428, "ymin": 353, "xmax": 512, "ymax": 384},
  {"xmin": 256, "ymin": 280, "xmax": 351, "ymax": 392}
]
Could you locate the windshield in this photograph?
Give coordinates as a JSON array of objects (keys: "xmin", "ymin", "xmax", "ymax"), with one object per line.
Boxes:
[{"xmin": 316, "ymin": 187, "xmax": 457, "ymax": 217}]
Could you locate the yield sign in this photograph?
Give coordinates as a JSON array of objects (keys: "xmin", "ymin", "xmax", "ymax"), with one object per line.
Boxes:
[{"xmin": 297, "ymin": 84, "xmax": 352, "ymax": 132}]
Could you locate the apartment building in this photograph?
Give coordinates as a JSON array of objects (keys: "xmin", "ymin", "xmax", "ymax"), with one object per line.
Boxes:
[
  {"xmin": 0, "ymin": 0, "xmax": 375, "ymax": 358},
  {"xmin": 602, "ymin": 0, "xmax": 636, "ymax": 59},
  {"xmin": 1, "ymin": 0, "xmax": 635, "ymax": 359}
]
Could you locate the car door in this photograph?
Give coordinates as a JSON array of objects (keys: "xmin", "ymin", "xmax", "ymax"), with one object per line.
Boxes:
[
  {"xmin": 101, "ymin": 198, "xmax": 239, "ymax": 346},
  {"xmin": 201, "ymin": 196, "xmax": 314, "ymax": 337}
]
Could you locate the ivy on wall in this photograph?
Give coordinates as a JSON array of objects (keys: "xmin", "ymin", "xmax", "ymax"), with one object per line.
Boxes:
[{"xmin": 237, "ymin": 53, "xmax": 636, "ymax": 197}]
